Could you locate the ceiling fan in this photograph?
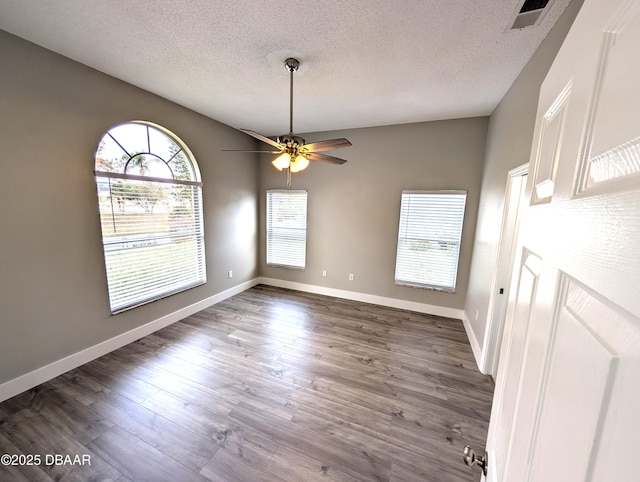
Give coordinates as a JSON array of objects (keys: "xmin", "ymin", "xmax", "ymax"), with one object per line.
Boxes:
[{"xmin": 224, "ymin": 58, "xmax": 351, "ymax": 188}]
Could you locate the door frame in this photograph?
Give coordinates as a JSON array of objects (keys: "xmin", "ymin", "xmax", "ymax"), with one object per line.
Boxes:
[{"xmin": 480, "ymin": 163, "xmax": 529, "ymax": 375}]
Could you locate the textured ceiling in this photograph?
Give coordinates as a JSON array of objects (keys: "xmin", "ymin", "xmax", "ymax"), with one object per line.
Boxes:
[{"xmin": 0, "ymin": 0, "xmax": 571, "ymax": 136}]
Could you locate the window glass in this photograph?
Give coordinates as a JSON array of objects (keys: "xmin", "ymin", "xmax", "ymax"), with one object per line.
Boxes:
[
  {"xmin": 266, "ymin": 190, "xmax": 307, "ymax": 270},
  {"xmin": 395, "ymin": 191, "xmax": 467, "ymax": 292},
  {"xmin": 94, "ymin": 122, "xmax": 206, "ymax": 313}
]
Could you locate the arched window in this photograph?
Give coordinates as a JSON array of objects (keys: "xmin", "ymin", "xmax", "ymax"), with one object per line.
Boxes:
[{"xmin": 94, "ymin": 121, "xmax": 205, "ymax": 313}]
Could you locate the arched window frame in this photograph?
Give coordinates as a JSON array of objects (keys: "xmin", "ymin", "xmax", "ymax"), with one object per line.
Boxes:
[{"xmin": 94, "ymin": 121, "xmax": 206, "ymax": 313}]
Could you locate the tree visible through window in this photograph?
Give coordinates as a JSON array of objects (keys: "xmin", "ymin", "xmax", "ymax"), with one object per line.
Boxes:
[
  {"xmin": 394, "ymin": 191, "xmax": 466, "ymax": 292},
  {"xmin": 94, "ymin": 121, "xmax": 206, "ymax": 313}
]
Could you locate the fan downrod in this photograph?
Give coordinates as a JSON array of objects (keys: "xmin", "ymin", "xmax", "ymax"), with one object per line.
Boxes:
[{"xmin": 284, "ymin": 58, "xmax": 300, "ymax": 135}]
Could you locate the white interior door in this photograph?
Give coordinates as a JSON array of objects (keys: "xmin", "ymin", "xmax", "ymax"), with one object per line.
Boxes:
[{"xmin": 484, "ymin": 0, "xmax": 640, "ymax": 480}]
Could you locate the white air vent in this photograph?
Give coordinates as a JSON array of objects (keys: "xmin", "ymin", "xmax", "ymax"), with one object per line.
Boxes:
[{"xmin": 510, "ymin": 0, "xmax": 555, "ymax": 30}]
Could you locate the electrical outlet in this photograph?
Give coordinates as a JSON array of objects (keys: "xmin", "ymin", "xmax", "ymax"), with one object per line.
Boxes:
[
  {"xmin": 228, "ymin": 270, "xmax": 233, "ymax": 279},
  {"xmin": 348, "ymin": 274, "xmax": 354, "ymax": 281},
  {"xmin": 322, "ymin": 270, "xmax": 327, "ymax": 277}
]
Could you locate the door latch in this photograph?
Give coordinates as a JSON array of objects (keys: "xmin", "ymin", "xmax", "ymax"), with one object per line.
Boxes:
[{"xmin": 463, "ymin": 445, "xmax": 488, "ymax": 476}]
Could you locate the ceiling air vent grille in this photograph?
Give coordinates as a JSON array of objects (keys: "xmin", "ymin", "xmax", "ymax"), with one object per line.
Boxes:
[
  {"xmin": 510, "ymin": 0, "xmax": 553, "ymax": 30},
  {"xmin": 519, "ymin": 0, "xmax": 551, "ymax": 13}
]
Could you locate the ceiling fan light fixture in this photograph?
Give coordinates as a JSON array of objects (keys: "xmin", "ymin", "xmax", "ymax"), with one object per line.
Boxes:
[
  {"xmin": 289, "ymin": 154, "xmax": 309, "ymax": 173},
  {"xmin": 272, "ymin": 152, "xmax": 291, "ymax": 171},
  {"xmin": 223, "ymin": 57, "xmax": 350, "ymax": 188}
]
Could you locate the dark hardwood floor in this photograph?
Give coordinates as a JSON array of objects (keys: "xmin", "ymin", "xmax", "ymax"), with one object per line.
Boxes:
[{"xmin": 0, "ymin": 285, "xmax": 493, "ymax": 481}]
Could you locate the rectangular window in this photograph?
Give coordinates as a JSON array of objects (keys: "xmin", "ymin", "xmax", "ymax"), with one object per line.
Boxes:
[
  {"xmin": 95, "ymin": 176, "xmax": 206, "ymax": 313},
  {"xmin": 395, "ymin": 190, "xmax": 467, "ymax": 292},
  {"xmin": 266, "ymin": 190, "xmax": 307, "ymax": 269}
]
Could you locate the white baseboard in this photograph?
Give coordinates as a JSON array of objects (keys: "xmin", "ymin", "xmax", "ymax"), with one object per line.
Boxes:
[
  {"xmin": 257, "ymin": 277, "xmax": 465, "ymax": 320},
  {"xmin": 0, "ymin": 277, "xmax": 474, "ymax": 403},
  {"xmin": 259, "ymin": 279, "xmax": 486, "ymax": 376},
  {"xmin": 0, "ymin": 278, "xmax": 260, "ymax": 403},
  {"xmin": 461, "ymin": 310, "xmax": 485, "ymax": 373}
]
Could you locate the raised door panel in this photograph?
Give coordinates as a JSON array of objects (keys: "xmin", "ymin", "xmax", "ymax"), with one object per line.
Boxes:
[
  {"xmin": 531, "ymin": 85, "xmax": 571, "ymax": 203},
  {"xmin": 577, "ymin": 2, "xmax": 640, "ymax": 190},
  {"xmin": 529, "ymin": 277, "xmax": 640, "ymax": 481},
  {"xmin": 487, "ymin": 251, "xmax": 541, "ymax": 482},
  {"xmin": 501, "ymin": 266, "xmax": 560, "ymax": 481}
]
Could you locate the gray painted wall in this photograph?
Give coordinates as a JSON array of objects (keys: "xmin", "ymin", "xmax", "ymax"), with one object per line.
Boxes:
[
  {"xmin": 0, "ymin": 31, "xmax": 259, "ymax": 385},
  {"xmin": 464, "ymin": 0, "xmax": 584, "ymax": 360},
  {"xmin": 0, "ymin": 0, "xmax": 581, "ymax": 387},
  {"xmin": 258, "ymin": 119, "xmax": 488, "ymax": 310}
]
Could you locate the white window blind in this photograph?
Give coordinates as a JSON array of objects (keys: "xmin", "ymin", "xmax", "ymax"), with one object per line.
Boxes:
[
  {"xmin": 94, "ymin": 122, "xmax": 205, "ymax": 313},
  {"xmin": 266, "ymin": 190, "xmax": 307, "ymax": 269},
  {"xmin": 395, "ymin": 190, "xmax": 467, "ymax": 292}
]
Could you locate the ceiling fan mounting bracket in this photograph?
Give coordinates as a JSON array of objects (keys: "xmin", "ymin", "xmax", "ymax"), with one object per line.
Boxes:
[{"xmin": 284, "ymin": 58, "xmax": 299, "ymax": 72}]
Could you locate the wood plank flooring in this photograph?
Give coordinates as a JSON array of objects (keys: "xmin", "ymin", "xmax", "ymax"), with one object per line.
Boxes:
[{"xmin": 0, "ymin": 285, "xmax": 494, "ymax": 481}]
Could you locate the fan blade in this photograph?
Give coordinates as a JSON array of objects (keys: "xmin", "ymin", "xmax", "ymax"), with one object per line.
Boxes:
[
  {"xmin": 306, "ymin": 152, "xmax": 348, "ymax": 165},
  {"xmin": 240, "ymin": 129, "xmax": 282, "ymax": 149},
  {"xmin": 222, "ymin": 149, "xmax": 282, "ymax": 153},
  {"xmin": 301, "ymin": 138, "xmax": 352, "ymax": 152}
]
